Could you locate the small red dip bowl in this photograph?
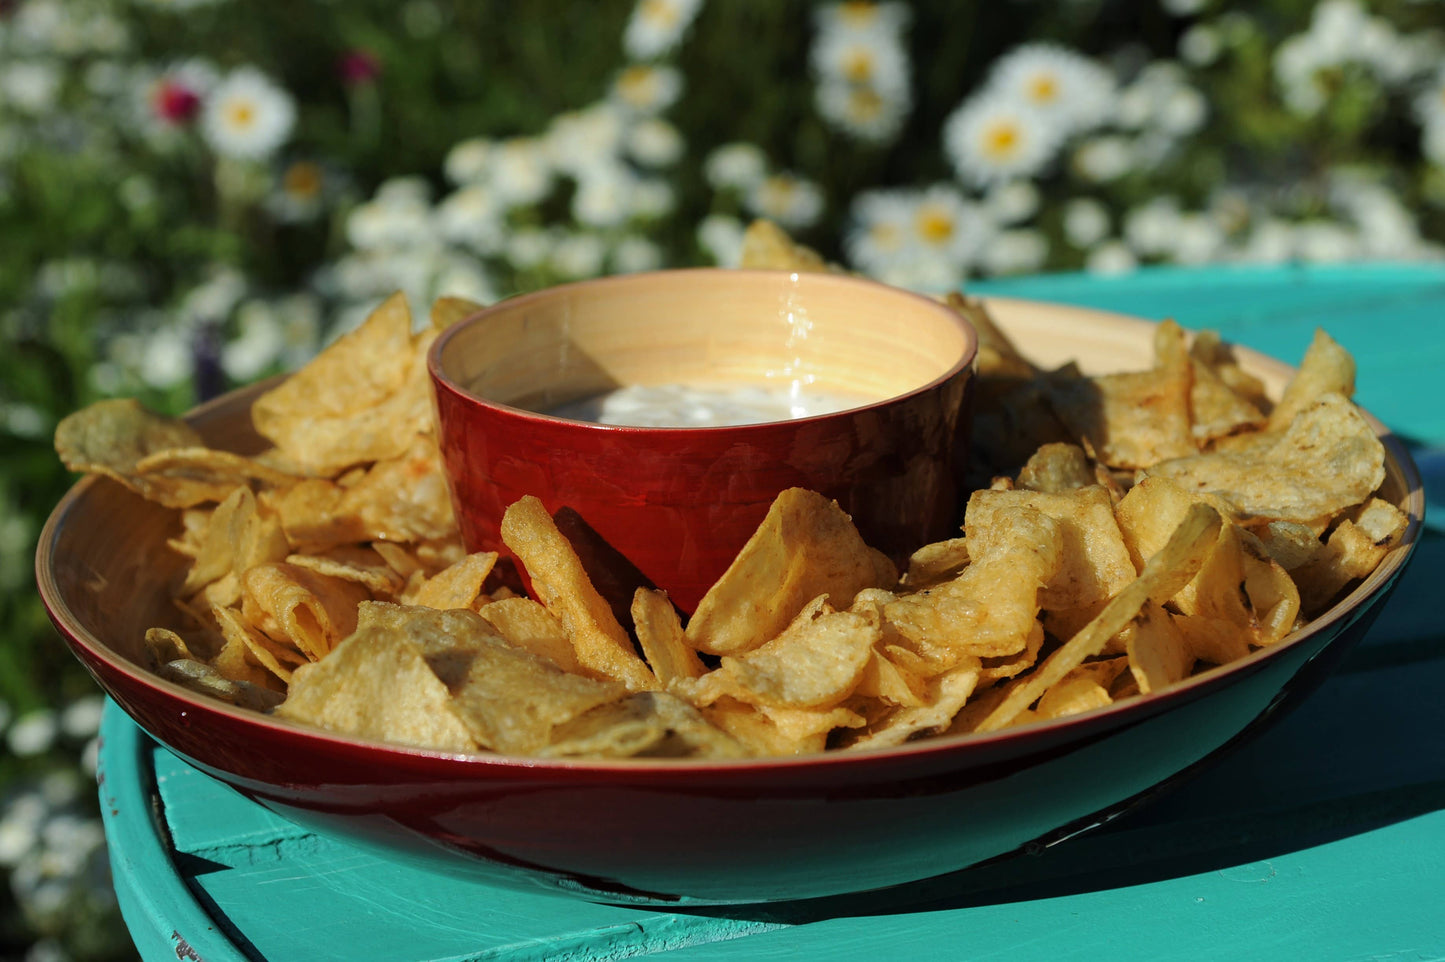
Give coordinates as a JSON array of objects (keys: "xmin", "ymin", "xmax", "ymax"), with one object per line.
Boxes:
[
  {"xmin": 36, "ymin": 300, "xmax": 1423, "ymax": 906},
  {"xmin": 427, "ymin": 268, "xmax": 978, "ymax": 614}
]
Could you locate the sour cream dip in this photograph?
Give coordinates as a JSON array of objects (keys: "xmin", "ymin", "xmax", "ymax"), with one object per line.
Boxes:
[{"xmin": 544, "ymin": 382, "xmax": 878, "ymax": 427}]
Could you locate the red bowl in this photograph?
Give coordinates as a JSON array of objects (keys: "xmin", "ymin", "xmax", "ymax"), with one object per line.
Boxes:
[
  {"xmin": 36, "ymin": 300, "xmax": 1423, "ymax": 905},
  {"xmin": 428, "ymin": 268, "xmax": 978, "ymax": 614}
]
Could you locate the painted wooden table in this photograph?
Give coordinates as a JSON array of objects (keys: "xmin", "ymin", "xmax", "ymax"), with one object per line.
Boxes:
[{"xmin": 97, "ymin": 264, "xmax": 1445, "ymax": 961}]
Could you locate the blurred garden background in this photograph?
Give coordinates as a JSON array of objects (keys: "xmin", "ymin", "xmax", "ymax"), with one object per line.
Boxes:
[{"xmin": 3, "ymin": 0, "xmax": 1443, "ymax": 957}]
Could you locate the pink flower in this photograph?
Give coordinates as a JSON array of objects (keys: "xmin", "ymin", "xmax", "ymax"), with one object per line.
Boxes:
[
  {"xmin": 152, "ymin": 79, "xmax": 202, "ymax": 125},
  {"xmin": 338, "ymin": 50, "xmax": 381, "ymax": 87}
]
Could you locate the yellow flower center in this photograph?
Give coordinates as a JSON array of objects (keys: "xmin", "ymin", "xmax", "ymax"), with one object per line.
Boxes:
[
  {"xmin": 617, "ymin": 66, "xmax": 654, "ymax": 105},
  {"xmin": 916, "ymin": 208, "xmax": 954, "ymax": 244},
  {"xmin": 641, "ymin": 0, "xmax": 679, "ymax": 27},
  {"xmin": 982, "ymin": 120, "xmax": 1022, "ymax": 160},
  {"xmin": 226, "ymin": 100, "xmax": 257, "ymax": 130},
  {"xmin": 840, "ymin": 2, "xmax": 879, "ymax": 27},
  {"xmin": 1027, "ymin": 74, "xmax": 1060, "ymax": 105},
  {"xmin": 843, "ymin": 48, "xmax": 875, "ymax": 83},
  {"xmin": 848, "ymin": 87, "xmax": 884, "ymax": 119}
]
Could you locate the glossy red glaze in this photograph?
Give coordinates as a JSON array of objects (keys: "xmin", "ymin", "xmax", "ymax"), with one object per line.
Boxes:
[
  {"xmin": 428, "ymin": 269, "xmax": 977, "ymax": 614},
  {"xmin": 36, "ymin": 301, "xmax": 1425, "ymax": 905}
]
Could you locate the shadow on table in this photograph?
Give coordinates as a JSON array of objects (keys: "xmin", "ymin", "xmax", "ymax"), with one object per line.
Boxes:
[{"xmin": 701, "ymin": 529, "xmax": 1445, "ymax": 926}]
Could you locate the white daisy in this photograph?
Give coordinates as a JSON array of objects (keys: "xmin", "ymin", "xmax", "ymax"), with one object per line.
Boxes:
[
  {"xmin": 572, "ymin": 163, "xmax": 639, "ymax": 229},
  {"xmin": 626, "ymin": 116, "xmax": 685, "ymax": 167},
  {"xmin": 810, "ymin": 24, "xmax": 910, "ymax": 97},
  {"xmin": 1179, "ymin": 24, "xmax": 1222, "ymax": 67},
  {"xmin": 704, "ymin": 142, "xmax": 769, "ymax": 191},
  {"xmin": 201, "ymin": 67, "xmax": 296, "ymax": 161},
  {"xmin": 815, "ymin": 78, "xmax": 910, "ymax": 143},
  {"xmin": 346, "ymin": 178, "xmax": 435, "ymax": 252},
  {"xmin": 697, "ymin": 214, "xmax": 746, "ymax": 266},
  {"xmin": 943, "ymin": 95, "xmax": 1062, "ymax": 186},
  {"xmin": 876, "ymin": 256, "xmax": 964, "ymax": 295},
  {"xmin": 1413, "ymin": 66, "xmax": 1445, "ymax": 129},
  {"xmin": 745, "ymin": 172, "xmax": 825, "ymax": 230},
  {"xmin": 629, "ymin": 177, "xmax": 676, "ymax": 220},
  {"xmin": 432, "ymin": 253, "xmax": 499, "ymax": 307},
  {"xmin": 1424, "ymin": 121, "xmax": 1445, "ymax": 166},
  {"xmin": 622, "ymin": 0, "xmax": 704, "ymax": 60},
  {"xmin": 1170, "ymin": 213, "xmax": 1226, "ymax": 265},
  {"xmin": 911, "ymin": 185, "xmax": 989, "ymax": 267},
  {"xmin": 984, "ymin": 179, "xmax": 1040, "ymax": 225},
  {"xmin": 1293, "ymin": 220, "xmax": 1359, "ymax": 262},
  {"xmin": 1123, "ymin": 196, "xmax": 1183, "ymax": 257},
  {"xmin": 814, "ymin": 2, "xmax": 912, "ymax": 38},
  {"xmin": 1086, "ymin": 239, "xmax": 1138, "ymax": 275},
  {"xmin": 980, "ymin": 228, "xmax": 1048, "ymax": 276},
  {"xmin": 611, "ymin": 235, "xmax": 664, "ymax": 273},
  {"xmin": 546, "ymin": 104, "xmax": 626, "ymax": 177},
  {"xmin": 490, "ymin": 137, "xmax": 554, "ymax": 208},
  {"xmin": 437, "ymin": 185, "xmax": 505, "ymax": 255},
  {"xmin": 444, "ymin": 138, "xmax": 494, "ymax": 186},
  {"xmin": 265, "ymin": 160, "xmax": 329, "ymax": 224},
  {"xmin": 610, "ymin": 64, "xmax": 684, "ymax": 114},
  {"xmin": 0, "ymin": 61, "xmax": 62, "ymax": 115},
  {"xmin": 506, "ymin": 227, "xmax": 555, "ymax": 271},
  {"xmin": 1063, "ymin": 198, "xmax": 1110, "ymax": 247},
  {"xmin": 550, "ymin": 232, "xmax": 607, "ymax": 279},
  {"xmin": 987, "ymin": 44, "xmax": 1115, "ymax": 136}
]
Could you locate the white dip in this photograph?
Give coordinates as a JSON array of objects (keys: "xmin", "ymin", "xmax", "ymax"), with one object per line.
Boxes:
[{"xmin": 546, "ymin": 382, "xmax": 877, "ymax": 427}]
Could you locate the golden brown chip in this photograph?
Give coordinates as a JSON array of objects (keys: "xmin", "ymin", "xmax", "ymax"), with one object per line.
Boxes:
[
  {"xmin": 1142, "ymin": 393, "xmax": 1385, "ymax": 525},
  {"xmin": 159, "ymin": 658, "xmax": 285, "ymax": 712},
  {"xmin": 967, "ymin": 486, "xmax": 1136, "ymax": 612},
  {"xmin": 134, "ymin": 447, "xmax": 301, "ymax": 491},
  {"xmin": 180, "ymin": 487, "xmax": 291, "ymax": 605},
  {"xmin": 539, "ymin": 691, "xmax": 748, "ymax": 760},
  {"xmin": 500, "ymin": 495, "xmax": 656, "ymax": 691},
  {"xmin": 1188, "ymin": 355, "xmax": 1265, "ymax": 443},
  {"xmin": 476, "ymin": 596, "xmax": 581, "ymax": 673},
  {"xmin": 700, "ymin": 696, "xmax": 864, "ymax": 756},
  {"xmin": 687, "ymin": 488, "xmax": 896, "ymax": 656},
  {"xmin": 631, "ymin": 588, "xmax": 706, "ymax": 685},
  {"xmin": 1294, "ymin": 498, "xmax": 1409, "ymax": 615},
  {"xmin": 430, "ymin": 295, "xmax": 485, "ymax": 331},
  {"xmin": 689, "ymin": 596, "xmax": 879, "ymax": 709},
  {"xmin": 1189, "ymin": 329, "xmax": 1270, "ymax": 411},
  {"xmin": 143, "ymin": 627, "xmax": 195, "ymax": 668},
  {"xmin": 901, "ymin": 536, "xmax": 969, "ymax": 589},
  {"xmin": 285, "ymin": 546, "xmax": 404, "ymax": 597},
  {"xmin": 1041, "ymin": 320, "xmax": 1197, "ymax": 470},
  {"xmin": 1122, "ymin": 603, "xmax": 1193, "ymax": 694},
  {"xmin": 738, "ymin": 219, "xmax": 829, "ymax": 272},
  {"xmin": 211, "ymin": 604, "xmax": 303, "ymax": 684},
  {"xmin": 944, "ymin": 293, "xmax": 1037, "ymax": 382},
  {"xmin": 1016, "ymin": 443, "xmax": 1096, "ymax": 493},
  {"xmin": 846, "ymin": 659, "xmax": 982, "ymax": 750},
  {"xmin": 1036, "ymin": 657, "xmax": 1127, "ymax": 720},
  {"xmin": 976, "ymin": 502, "xmax": 1223, "ymax": 732},
  {"xmin": 407, "ymin": 551, "xmax": 497, "ymax": 610},
  {"xmin": 54, "ymin": 398, "xmax": 243, "ymax": 508},
  {"xmin": 241, "ymin": 563, "xmax": 369, "ymax": 662},
  {"xmin": 251, "ymin": 292, "xmax": 433, "ymax": 476},
  {"xmin": 276, "ymin": 616, "xmax": 479, "ymax": 752},
  {"xmin": 1268, "ymin": 329, "xmax": 1355, "ymax": 431}
]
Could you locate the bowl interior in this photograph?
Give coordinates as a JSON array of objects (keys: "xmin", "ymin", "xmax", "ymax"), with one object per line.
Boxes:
[{"xmin": 433, "ymin": 268, "xmax": 975, "ymax": 416}]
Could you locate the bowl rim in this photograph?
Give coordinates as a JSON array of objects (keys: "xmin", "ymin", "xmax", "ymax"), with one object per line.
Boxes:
[
  {"xmin": 426, "ymin": 267, "xmax": 980, "ymax": 433},
  {"xmin": 37, "ymin": 296, "xmax": 1426, "ymax": 775}
]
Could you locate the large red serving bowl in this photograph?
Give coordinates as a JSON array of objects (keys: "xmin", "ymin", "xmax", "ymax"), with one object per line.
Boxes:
[
  {"xmin": 429, "ymin": 268, "xmax": 977, "ymax": 614},
  {"xmin": 36, "ymin": 300, "xmax": 1423, "ymax": 905}
]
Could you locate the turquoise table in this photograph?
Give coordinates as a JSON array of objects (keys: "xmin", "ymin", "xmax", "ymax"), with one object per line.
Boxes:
[{"xmin": 98, "ymin": 265, "xmax": 1445, "ymax": 961}]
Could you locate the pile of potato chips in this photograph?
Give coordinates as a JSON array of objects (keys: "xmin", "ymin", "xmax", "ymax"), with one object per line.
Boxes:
[{"xmin": 53, "ymin": 228, "xmax": 1408, "ymax": 759}]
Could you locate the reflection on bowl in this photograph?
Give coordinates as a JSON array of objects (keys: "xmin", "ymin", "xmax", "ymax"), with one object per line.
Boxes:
[
  {"xmin": 428, "ymin": 268, "xmax": 977, "ymax": 614},
  {"xmin": 37, "ymin": 299, "xmax": 1422, "ymax": 905}
]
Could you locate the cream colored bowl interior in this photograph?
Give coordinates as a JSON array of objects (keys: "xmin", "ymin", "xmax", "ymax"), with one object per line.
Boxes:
[{"xmin": 436, "ymin": 270, "xmax": 975, "ymax": 414}]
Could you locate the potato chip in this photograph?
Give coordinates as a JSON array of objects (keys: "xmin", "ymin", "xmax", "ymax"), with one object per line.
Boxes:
[
  {"xmin": 1036, "ymin": 658, "xmax": 1127, "ymax": 720},
  {"xmin": 180, "ymin": 487, "xmax": 291, "ymax": 605},
  {"xmin": 1188, "ymin": 354, "xmax": 1265, "ymax": 443},
  {"xmin": 133, "ymin": 447, "xmax": 300, "ymax": 491},
  {"xmin": 501, "ymin": 495, "xmax": 656, "ymax": 691},
  {"xmin": 1256, "ymin": 521, "xmax": 1327, "ymax": 572},
  {"xmin": 211, "ymin": 604, "xmax": 303, "ymax": 684},
  {"xmin": 691, "ymin": 596, "xmax": 879, "ymax": 709},
  {"xmin": 476, "ymin": 597, "xmax": 581, "ymax": 673},
  {"xmin": 241, "ymin": 562, "xmax": 369, "ymax": 662},
  {"xmin": 276, "ymin": 618, "xmax": 478, "ymax": 753},
  {"xmin": 1041, "ymin": 320, "xmax": 1197, "ymax": 469},
  {"xmin": 539, "ymin": 691, "xmax": 748, "ymax": 760},
  {"xmin": 944, "ymin": 293, "xmax": 1037, "ymax": 382},
  {"xmin": 901, "ymin": 536, "xmax": 969, "ymax": 589},
  {"xmin": 251, "ymin": 292, "xmax": 432, "ymax": 476},
  {"xmin": 1189, "ymin": 328, "xmax": 1269, "ymax": 411},
  {"xmin": 143, "ymin": 627, "xmax": 195, "ymax": 668},
  {"xmin": 1294, "ymin": 497, "xmax": 1409, "ymax": 615},
  {"xmin": 407, "ymin": 551, "xmax": 497, "ymax": 610},
  {"xmin": 976, "ymin": 502, "xmax": 1223, "ymax": 732},
  {"xmin": 687, "ymin": 488, "xmax": 896, "ymax": 656},
  {"xmin": 847, "ymin": 659, "xmax": 982, "ymax": 750},
  {"xmin": 160, "ymin": 658, "xmax": 284, "ymax": 712},
  {"xmin": 967, "ymin": 486, "xmax": 1135, "ymax": 612},
  {"xmin": 430, "ymin": 295, "xmax": 485, "ymax": 332},
  {"xmin": 1016, "ymin": 443, "xmax": 1096, "ymax": 493},
  {"xmin": 1143, "ymin": 392, "xmax": 1385, "ymax": 525},
  {"xmin": 1268, "ymin": 329, "xmax": 1355, "ymax": 431},
  {"xmin": 285, "ymin": 546, "xmax": 404, "ymax": 597},
  {"xmin": 54, "ymin": 399, "xmax": 245, "ymax": 508},
  {"xmin": 737, "ymin": 219, "xmax": 829, "ymax": 272},
  {"xmin": 701, "ymin": 696, "xmax": 864, "ymax": 756},
  {"xmin": 1121, "ymin": 603, "xmax": 1193, "ymax": 694},
  {"xmin": 631, "ymin": 588, "xmax": 706, "ymax": 685}
]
